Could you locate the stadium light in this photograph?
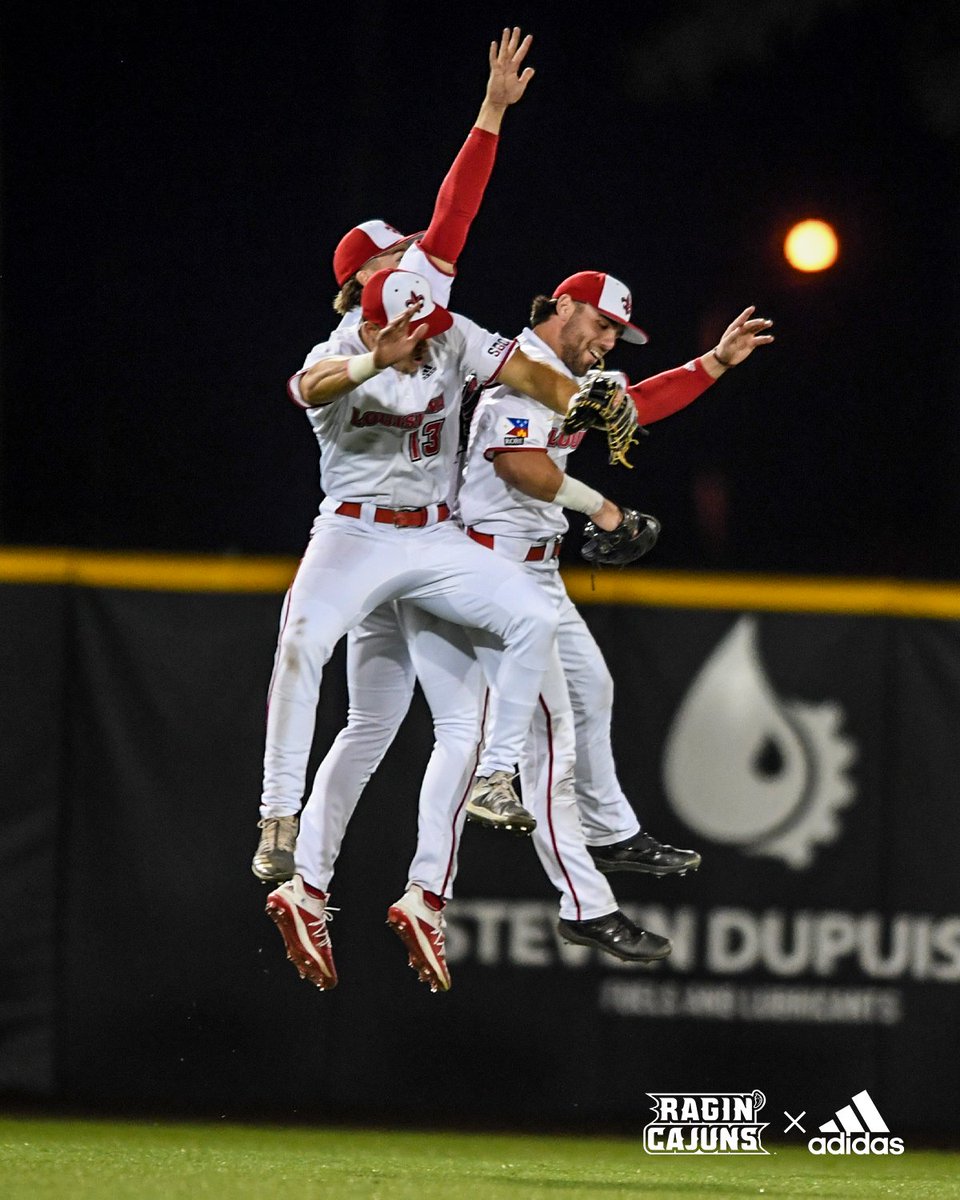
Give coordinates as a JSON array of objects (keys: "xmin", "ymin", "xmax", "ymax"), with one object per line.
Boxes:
[{"xmin": 784, "ymin": 219, "xmax": 839, "ymax": 272}]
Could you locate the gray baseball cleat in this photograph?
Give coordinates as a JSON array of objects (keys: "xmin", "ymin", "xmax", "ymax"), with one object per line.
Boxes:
[
  {"xmin": 465, "ymin": 770, "xmax": 536, "ymax": 835},
  {"xmin": 252, "ymin": 815, "xmax": 298, "ymax": 883}
]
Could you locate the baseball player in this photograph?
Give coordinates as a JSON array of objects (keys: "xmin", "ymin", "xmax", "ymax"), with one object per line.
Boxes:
[
  {"xmin": 455, "ymin": 271, "xmax": 774, "ymax": 906},
  {"xmin": 252, "ymin": 27, "xmax": 536, "ymax": 887},
  {"xmin": 260, "ymin": 264, "xmax": 639, "ymax": 991}
]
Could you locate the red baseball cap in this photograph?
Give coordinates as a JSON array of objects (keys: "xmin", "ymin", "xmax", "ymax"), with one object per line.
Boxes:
[
  {"xmin": 333, "ymin": 219, "xmax": 425, "ymax": 286},
  {"xmin": 361, "ymin": 268, "xmax": 454, "ymax": 339},
  {"xmin": 551, "ymin": 271, "xmax": 649, "ymax": 344}
]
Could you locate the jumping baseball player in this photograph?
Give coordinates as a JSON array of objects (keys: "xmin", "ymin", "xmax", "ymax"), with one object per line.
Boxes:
[
  {"xmin": 255, "ymin": 30, "xmax": 678, "ymax": 994},
  {"xmin": 455, "ymin": 271, "xmax": 774, "ymax": 929},
  {"xmin": 252, "ymin": 27, "xmax": 535, "ymax": 889}
]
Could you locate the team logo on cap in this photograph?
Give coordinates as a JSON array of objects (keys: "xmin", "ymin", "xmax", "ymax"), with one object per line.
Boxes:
[
  {"xmin": 504, "ymin": 417, "xmax": 530, "ymax": 446},
  {"xmin": 361, "ymin": 268, "xmax": 453, "ymax": 338}
]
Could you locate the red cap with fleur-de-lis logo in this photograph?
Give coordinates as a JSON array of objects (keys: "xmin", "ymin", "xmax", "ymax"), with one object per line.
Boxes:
[
  {"xmin": 551, "ymin": 271, "xmax": 649, "ymax": 344},
  {"xmin": 361, "ymin": 268, "xmax": 454, "ymax": 338}
]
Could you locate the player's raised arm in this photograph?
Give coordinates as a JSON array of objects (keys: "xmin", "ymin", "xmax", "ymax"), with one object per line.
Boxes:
[
  {"xmin": 627, "ymin": 307, "xmax": 775, "ymax": 424},
  {"xmin": 417, "ymin": 28, "xmax": 535, "ymax": 275}
]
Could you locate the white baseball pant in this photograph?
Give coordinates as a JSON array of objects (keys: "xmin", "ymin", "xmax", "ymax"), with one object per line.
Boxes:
[
  {"xmin": 294, "ymin": 600, "xmax": 485, "ymax": 895},
  {"xmin": 261, "ymin": 501, "xmax": 557, "ymax": 826}
]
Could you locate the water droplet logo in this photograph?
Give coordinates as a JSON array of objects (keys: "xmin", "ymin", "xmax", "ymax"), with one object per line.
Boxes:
[{"xmin": 662, "ymin": 616, "xmax": 857, "ymax": 869}]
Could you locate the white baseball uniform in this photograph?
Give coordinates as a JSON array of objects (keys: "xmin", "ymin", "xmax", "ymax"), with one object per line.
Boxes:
[
  {"xmin": 260, "ymin": 289, "xmax": 563, "ymax": 890},
  {"xmin": 271, "ymin": 244, "xmax": 488, "ymax": 895}
]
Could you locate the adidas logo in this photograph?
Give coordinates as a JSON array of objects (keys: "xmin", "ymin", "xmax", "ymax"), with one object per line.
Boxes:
[{"xmin": 807, "ymin": 1090, "xmax": 904, "ymax": 1155}]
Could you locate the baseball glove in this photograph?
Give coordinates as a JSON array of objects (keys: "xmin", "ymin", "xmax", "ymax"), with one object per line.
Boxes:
[
  {"xmin": 562, "ymin": 370, "xmax": 643, "ymax": 468},
  {"xmin": 581, "ymin": 508, "xmax": 661, "ymax": 566}
]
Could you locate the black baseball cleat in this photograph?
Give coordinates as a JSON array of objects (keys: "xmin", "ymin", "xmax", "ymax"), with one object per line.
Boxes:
[
  {"xmin": 558, "ymin": 909, "xmax": 672, "ymax": 963},
  {"xmin": 587, "ymin": 831, "xmax": 701, "ymax": 877}
]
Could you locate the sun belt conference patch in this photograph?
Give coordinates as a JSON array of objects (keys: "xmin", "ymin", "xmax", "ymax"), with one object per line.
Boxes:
[{"xmin": 503, "ymin": 417, "xmax": 530, "ymax": 446}]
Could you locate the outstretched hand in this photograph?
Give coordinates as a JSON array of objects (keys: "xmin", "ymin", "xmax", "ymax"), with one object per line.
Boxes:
[
  {"xmin": 714, "ymin": 306, "xmax": 775, "ymax": 368},
  {"xmin": 486, "ymin": 27, "xmax": 535, "ymax": 108},
  {"xmin": 371, "ymin": 303, "xmax": 429, "ymax": 369}
]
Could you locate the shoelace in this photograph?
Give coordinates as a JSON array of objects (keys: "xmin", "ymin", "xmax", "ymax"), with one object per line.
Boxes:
[
  {"xmin": 485, "ymin": 770, "xmax": 519, "ymax": 794},
  {"xmin": 261, "ymin": 817, "xmax": 297, "ymax": 852},
  {"xmin": 489, "ymin": 778, "xmax": 524, "ymax": 812},
  {"xmin": 303, "ymin": 904, "xmax": 339, "ymax": 945}
]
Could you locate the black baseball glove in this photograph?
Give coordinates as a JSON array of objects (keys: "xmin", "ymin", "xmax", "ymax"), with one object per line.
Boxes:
[
  {"xmin": 562, "ymin": 370, "xmax": 643, "ymax": 468},
  {"xmin": 581, "ymin": 508, "xmax": 661, "ymax": 566}
]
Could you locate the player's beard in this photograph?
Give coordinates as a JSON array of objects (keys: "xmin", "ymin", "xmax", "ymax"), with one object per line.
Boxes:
[{"xmin": 556, "ymin": 323, "xmax": 603, "ymax": 378}]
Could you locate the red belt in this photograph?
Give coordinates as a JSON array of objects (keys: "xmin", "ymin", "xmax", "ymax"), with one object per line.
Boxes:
[
  {"xmin": 336, "ymin": 501, "xmax": 450, "ymax": 528},
  {"xmin": 467, "ymin": 527, "xmax": 562, "ymax": 561}
]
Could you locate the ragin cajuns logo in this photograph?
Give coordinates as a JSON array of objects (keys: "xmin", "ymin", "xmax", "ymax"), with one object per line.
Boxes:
[{"xmin": 350, "ymin": 395, "xmax": 444, "ymax": 431}]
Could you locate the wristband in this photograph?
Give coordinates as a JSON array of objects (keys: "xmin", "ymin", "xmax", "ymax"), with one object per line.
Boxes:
[
  {"xmin": 346, "ymin": 352, "xmax": 381, "ymax": 384},
  {"xmin": 713, "ymin": 347, "xmax": 732, "ymax": 368},
  {"xmin": 553, "ymin": 474, "xmax": 605, "ymax": 516}
]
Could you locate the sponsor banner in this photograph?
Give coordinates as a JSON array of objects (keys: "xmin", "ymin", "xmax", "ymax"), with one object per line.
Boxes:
[
  {"xmin": 2, "ymin": 587, "xmax": 959, "ymax": 1133},
  {"xmin": 445, "ymin": 900, "xmax": 960, "ymax": 989}
]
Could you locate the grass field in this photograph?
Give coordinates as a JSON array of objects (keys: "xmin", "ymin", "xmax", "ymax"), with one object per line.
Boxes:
[{"xmin": 1, "ymin": 1117, "xmax": 959, "ymax": 1199}]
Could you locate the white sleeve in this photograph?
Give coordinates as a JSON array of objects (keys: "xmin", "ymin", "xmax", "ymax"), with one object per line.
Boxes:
[
  {"xmin": 399, "ymin": 242, "xmax": 455, "ymax": 307},
  {"xmin": 451, "ymin": 314, "xmax": 518, "ymax": 386},
  {"xmin": 478, "ymin": 393, "xmax": 554, "ymax": 460},
  {"xmin": 285, "ymin": 333, "xmax": 343, "ymax": 408}
]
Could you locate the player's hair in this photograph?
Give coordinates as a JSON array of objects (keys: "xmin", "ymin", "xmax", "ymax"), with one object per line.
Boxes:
[
  {"xmin": 530, "ymin": 295, "xmax": 585, "ymax": 326},
  {"xmin": 530, "ymin": 295, "xmax": 558, "ymax": 325},
  {"xmin": 333, "ymin": 277, "xmax": 363, "ymax": 316}
]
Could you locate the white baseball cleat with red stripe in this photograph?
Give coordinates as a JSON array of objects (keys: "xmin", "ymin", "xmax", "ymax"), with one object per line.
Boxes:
[
  {"xmin": 386, "ymin": 884, "xmax": 451, "ymax": 993},
  {"xmin": 265, "ymin": 874, "xmax": 338, "ymax": 990}
]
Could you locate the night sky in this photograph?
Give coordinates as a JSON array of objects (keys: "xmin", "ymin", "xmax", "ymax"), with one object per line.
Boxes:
[{"xmin": 2, "ymin": 1, "xmax": 959, "ymax": 575}]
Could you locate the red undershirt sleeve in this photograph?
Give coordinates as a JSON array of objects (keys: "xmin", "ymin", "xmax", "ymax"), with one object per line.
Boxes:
[
  {"xmin": 418, "ymin": 127, "xmax": 499, "ymax": 268},
  {"xmin": 627, "ymin": 357, "xmax": 717, "ymax": 424}
]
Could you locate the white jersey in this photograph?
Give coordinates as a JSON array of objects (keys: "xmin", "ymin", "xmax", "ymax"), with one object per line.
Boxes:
[
  {"xmin": 288, "ymin": 314, "xmax": 517, "ymax": 508},
  {"xmin": 457, "ymin": 327, "xmax": 586, "ymax": 539},
  {"xmin": 399, "ymin": 242, "xmax": 454, "ymax": 307}
]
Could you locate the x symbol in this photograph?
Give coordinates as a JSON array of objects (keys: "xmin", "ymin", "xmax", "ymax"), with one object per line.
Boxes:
[{"xmin": 783, "ymin": 1111, "xmax": 806, "ymax": 1133}]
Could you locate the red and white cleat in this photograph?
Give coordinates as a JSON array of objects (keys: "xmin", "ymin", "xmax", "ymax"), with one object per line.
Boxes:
[
  {"xmin": 265, "ymin": 874, "xmax": 338, "ymax": 990},
  {"xmin": 386, "ymin": 884, "xmax": 451, "ymax": 993}
]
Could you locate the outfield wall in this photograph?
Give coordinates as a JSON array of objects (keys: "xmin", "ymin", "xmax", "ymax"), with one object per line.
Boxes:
[{"xmin": 2, "ymin": 549, "xmax": 959, "ymax": 1136}]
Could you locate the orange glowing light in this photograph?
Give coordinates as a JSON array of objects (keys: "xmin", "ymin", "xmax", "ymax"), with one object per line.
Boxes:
[{"xmin": 784, "ymin": 219, "xmax": 839, "ymax": 272}]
